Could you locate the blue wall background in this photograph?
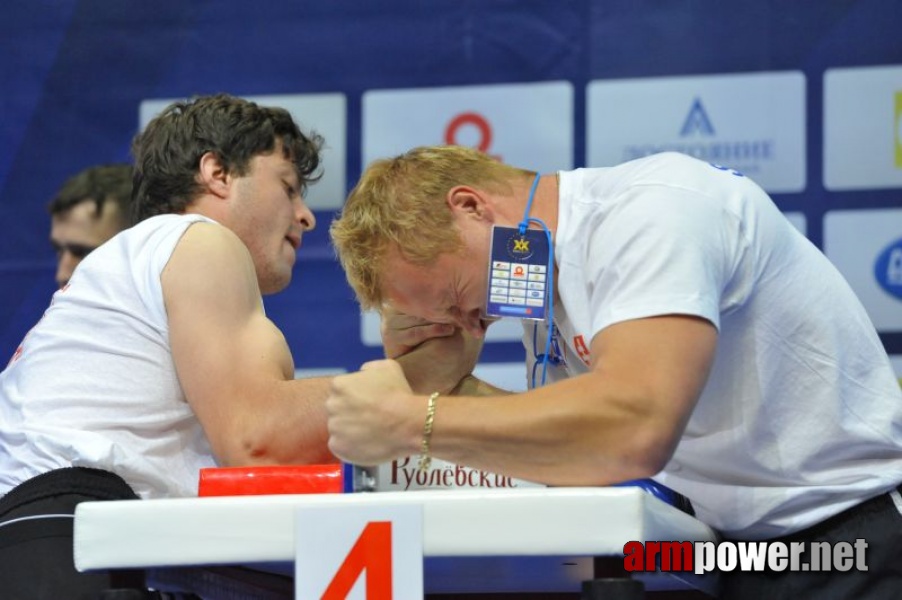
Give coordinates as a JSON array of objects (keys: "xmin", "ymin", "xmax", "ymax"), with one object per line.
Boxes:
[{"xmin": 1, "ymin": 0, "xmax": 900, "ymax": 374}]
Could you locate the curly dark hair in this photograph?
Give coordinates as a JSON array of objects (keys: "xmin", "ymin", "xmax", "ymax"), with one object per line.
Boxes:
[
  {"xmin": 47, "ymin": 163, "xmax": 133, "ymax": 228},
  {"xmin": 131, "ymin": 93, "xmax": 324, "ymax": 224}
]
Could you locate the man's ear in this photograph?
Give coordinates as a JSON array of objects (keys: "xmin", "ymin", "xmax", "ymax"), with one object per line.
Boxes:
[
  {"xmin": 446, "ymin": 186, "xmax": 494, "ymax": 222},
  {"xmin": 198, "ymin": 152, "xmax": 230, "ymax": 199}
]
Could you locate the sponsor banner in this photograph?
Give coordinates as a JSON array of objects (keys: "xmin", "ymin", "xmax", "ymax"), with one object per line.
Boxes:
[
  {"xmin": 587, "ymin": 71, "xmax": 806, "ymax": 193},
  {"xmin": 824, "ymin": 65, "xmax": 902, "ymax": 191},
  {"xmin": 824, "ymin": 209, "xmax": 902, "ymax": 332},
  {"xmin": 366, "ymin": 456, "xmax": 544, "ymax": 492},
  {"xmin": 139, "ymin": 93, "xmax": 347, "ymax": 211},
  {"xmin": 362, "ymin": 81, "xmax": 574, "ymax": 172}
]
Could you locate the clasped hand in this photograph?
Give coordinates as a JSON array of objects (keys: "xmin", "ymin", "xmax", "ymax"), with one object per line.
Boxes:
[
  {"xmin": 326, "ymin": 359, "xmax": 419, "ymax": 466},
  {"xmin": 380, "ymin": 304, "xmax": 456, "ymax": 359},
  {"xmin": 381, "ymin": 304, "xmax": 480, "ymax": 394}
]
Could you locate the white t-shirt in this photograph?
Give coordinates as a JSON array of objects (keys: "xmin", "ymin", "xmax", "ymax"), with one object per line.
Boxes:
[
  {"xmin": 0, "ymin": 214, "xmax": 217, "ymax": 498},
  {"xmin": 524, "ymin": 152, "xmax": 902, "ymax": 540}
]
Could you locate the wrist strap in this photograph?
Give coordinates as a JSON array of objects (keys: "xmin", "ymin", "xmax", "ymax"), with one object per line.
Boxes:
[{"xmin": 417, "ymin": 392, "xmax": 440, "ymax": 473}]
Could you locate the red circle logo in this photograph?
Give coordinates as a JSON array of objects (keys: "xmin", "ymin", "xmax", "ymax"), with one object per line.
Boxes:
[{"xmin": 444, "ymin": 112, "xmax": 493, "ymax": 152}]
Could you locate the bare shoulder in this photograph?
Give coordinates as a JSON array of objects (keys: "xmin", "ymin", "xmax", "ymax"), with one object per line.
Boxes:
[
  {"xmin": 163, "ymin": 220, "xmax": 260, "ymax": 310},
  {"xmin": 168, "ymin": 221, "xmax": 251, "ymax": 269}
]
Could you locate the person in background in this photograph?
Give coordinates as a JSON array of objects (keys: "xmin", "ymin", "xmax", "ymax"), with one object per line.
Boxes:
[
  {"xmin": 328, "ymin": 145, "xmax": 902, "ymax": 598},
  {"xmin": 0, "ymin": 94, "xmax": 335, "ymax": 599},
  {"xmin": 48, "ymin": 163, "xmax": 133, "ymax": 287}
]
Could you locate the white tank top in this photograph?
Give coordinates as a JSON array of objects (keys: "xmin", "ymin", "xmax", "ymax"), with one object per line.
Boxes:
[{"xmin": 0, "ymin": 214, "xmax": 217, "ymax": 498}]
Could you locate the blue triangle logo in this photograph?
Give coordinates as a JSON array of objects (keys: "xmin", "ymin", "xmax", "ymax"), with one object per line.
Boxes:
[{"xmin": 680, "ymin": 98, "xmax": 716, "ymax": 137}]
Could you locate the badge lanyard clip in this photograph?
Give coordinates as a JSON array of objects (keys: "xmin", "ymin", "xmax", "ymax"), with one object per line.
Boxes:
[{"xmin": 484, "ymin": 174, "xmax": 559, "ymax": 386}]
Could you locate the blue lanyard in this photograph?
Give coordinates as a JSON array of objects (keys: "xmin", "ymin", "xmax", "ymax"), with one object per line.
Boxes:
[{"xmin": 519, "ymin": 173, "xmax": 558, "ymax": 388}]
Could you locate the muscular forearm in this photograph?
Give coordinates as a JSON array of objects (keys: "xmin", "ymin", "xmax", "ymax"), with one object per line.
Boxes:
[
  {"xmin": 217, "ymin": 376, "xmax": 338, "ymax": 466},
  {"xmin": 409, "ymin": 315, "xmax": 712, "ymax": 485},
  {"xmin": 327, "ymin": 316, "xmax": 712, "ymax": 485},
  {"xmin": 417, "ymin": 372, "xmax": 676, "ymax": 486}
]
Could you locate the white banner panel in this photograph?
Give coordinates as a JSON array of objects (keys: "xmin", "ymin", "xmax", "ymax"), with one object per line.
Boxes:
[
  {"xmin": 139, "ymin": 93, "xmax": 347, "ymax": 211},
  {"xmin": 472, "ymin": 361, "xmax": 527, "ymax": 392},
  {"xmin": 362, "ymin": 81, "xmax": 574, "ymax": 172},
  {"xmin": 824, "ymin": 64, "xmax": 902, "ymax": 191},
  {"xmin": 824, "ymin": 208, "xmax": 902, "ymax": 332},
  {"xmin": 587, "ymin": 71, "xmax": 806, "ymax": 193}
]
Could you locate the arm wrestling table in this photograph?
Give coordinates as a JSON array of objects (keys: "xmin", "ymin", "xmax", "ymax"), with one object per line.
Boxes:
[{"xmin": 73, "ymin": 487, "xmax": 719, "ymax": 598}]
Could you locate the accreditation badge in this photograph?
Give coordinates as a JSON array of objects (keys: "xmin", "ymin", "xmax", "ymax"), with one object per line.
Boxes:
[{"xmin": 485, "ymin": 225, "xmax": 550, "ymax": 321}]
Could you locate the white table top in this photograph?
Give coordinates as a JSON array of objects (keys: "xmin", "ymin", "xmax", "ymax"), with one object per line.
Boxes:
[{"xmin": 74, "ymin": 486, "xmax": 719, "ymax": 594}]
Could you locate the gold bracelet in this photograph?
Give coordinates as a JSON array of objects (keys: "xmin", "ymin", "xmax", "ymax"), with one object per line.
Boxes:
[{"xmin": 417, "ymin": 392, "xmax": 440, "ymax": 473}]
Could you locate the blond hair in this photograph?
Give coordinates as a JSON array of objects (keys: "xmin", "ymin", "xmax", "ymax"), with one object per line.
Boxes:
[{"xmin": 330, "ymin": 145, "xmax": 532, "ymax": 309}]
